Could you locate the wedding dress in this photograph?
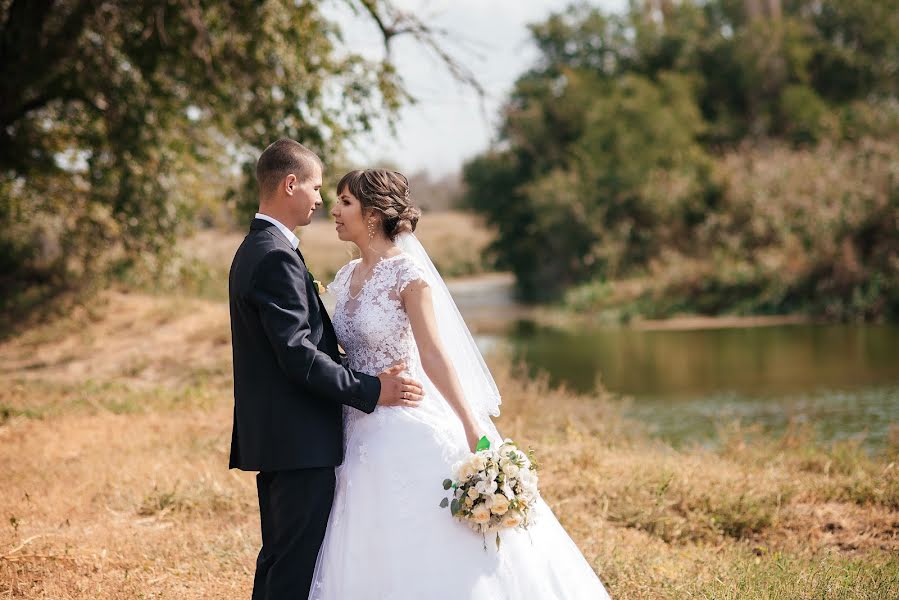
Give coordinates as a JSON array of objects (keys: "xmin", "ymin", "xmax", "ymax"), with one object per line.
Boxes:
[{"xmin": 309, "ymin": 234, "xmax": 611, "ymax": 600}]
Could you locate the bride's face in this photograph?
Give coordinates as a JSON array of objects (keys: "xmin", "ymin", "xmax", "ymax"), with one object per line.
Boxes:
[{"xmin": 332, "ymin": 186, "xmax": 366, "ymax": 243}]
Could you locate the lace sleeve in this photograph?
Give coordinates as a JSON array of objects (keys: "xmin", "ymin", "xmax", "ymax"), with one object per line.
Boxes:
[{"xmin": 395, "ymin": 255, "xmax": 429, "ymax": 294}]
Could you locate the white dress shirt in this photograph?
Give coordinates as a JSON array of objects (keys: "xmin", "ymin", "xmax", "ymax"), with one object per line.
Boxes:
[{"xmin": 255, "ymin": 212, "xmax": 300, "ymax": 250}]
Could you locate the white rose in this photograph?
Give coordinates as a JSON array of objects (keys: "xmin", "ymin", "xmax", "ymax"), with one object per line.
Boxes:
[
  {"xmin": 466, "ymin": 486, "xmax": 479, "ymax": 500},
  {"xmin": 457, "ymin": 462, "xmax": 476, "ymax": 481},
  {"xmin": 501, "ymin": 510, "xmax": 523, "ymax": 528},
  {"xmin": 490, "ymin": 494, "xmax": 510, "ymax": 516},
  {"xmin": 504, "ymin": 464, "xmax": 520, "ymax": 478},
  {"xmin": 471, "ymin": 504, "xmax": 491, "ymax": 524},
  {"xmin": 471, "ymin": 455, "xmax": 488, "ymax": 471}
]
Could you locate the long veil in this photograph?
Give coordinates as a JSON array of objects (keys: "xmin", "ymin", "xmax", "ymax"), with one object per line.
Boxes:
[{"xmin": 394, "ymin": 232, "xmax": 502, "ymax": 436}]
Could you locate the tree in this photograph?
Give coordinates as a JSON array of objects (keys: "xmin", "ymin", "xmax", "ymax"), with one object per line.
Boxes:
[
  {"xmin": 463, "ymin": 0, "xmax": 898, "ymax": 311},
  {"xmin": 465, "ymin": 69, "xmax": 714, "ymax": 300},
  {"xmin": 0, "ymin": 0, "xmax": 472, "ymax": 316}
]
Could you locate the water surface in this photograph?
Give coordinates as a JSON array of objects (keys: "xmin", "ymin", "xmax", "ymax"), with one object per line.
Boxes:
[{"xmin": 492, "ymin": 321, "xmax": 899, "ymax": 449}]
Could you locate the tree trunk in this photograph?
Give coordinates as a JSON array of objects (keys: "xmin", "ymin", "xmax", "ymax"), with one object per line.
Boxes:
[{"xmin": 743, "ymin": 0, "xmax": 762, "ymax": 20}]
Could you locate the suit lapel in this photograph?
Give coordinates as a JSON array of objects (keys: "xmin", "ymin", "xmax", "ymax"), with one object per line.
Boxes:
[
  {"xmin": 250, "ymin": 219, "xmax": 338, "ymax": 353},
  {"xmin": 294, "ymin": 246, "xmax": 337, "ymax": 340}
]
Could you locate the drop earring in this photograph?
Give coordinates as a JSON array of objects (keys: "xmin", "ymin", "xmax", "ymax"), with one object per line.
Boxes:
[{"xmin": 367, "ymin": 219, "xmax": 376, "ymax": 240}]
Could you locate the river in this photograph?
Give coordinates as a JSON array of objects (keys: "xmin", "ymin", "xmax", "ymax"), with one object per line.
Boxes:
[{"xmin": 449, "ymin": 275, "xmax": 899, "ymax": 450}]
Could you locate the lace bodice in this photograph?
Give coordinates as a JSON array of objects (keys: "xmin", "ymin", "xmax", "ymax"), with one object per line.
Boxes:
[{"xmin": 328, "ymin": 253, "xmax": 428, "ymax": 379}]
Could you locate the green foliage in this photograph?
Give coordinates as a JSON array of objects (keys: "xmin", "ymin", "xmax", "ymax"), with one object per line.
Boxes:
[
  {"xmin": 0, "ymin": 0, "xmax": 407, "ymax": 316},
  {"xmin": 464, "ymin": 0, "xmax": 899, "ymax": 319},
  {"xmin": 572, "ymin": 72, "xmax": 715, "ymax": 271},
  {"xmin": 778, "ymin": 84, "xmax": 834, "ymax": 144},
  {"xmin": 808, "ymin": 0, "xmax": 899, "ymax": 102},
  {"xmin": 465, "ymin": 66, "xmax": 718, "ymax": 300}
]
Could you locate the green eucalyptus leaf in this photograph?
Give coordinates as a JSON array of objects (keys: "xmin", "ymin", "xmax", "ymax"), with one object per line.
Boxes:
[
  {"xmin": 439, "ymin": 497, "xmax": 449, "ymax": 508},
  {"xmin": 442, "ymin": 478, "xmax": 453, "ymax": 490}
]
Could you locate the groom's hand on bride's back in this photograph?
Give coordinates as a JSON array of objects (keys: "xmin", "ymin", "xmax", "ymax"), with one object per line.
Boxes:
[{"xmin": 376, "ymin": 363, "xmax": 424, "ymax": 408}]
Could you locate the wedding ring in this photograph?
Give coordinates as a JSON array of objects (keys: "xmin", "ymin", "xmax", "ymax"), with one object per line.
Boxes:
[{"xmin": 403, "ymin": 392, "xmax": 408, "ymax": 399}]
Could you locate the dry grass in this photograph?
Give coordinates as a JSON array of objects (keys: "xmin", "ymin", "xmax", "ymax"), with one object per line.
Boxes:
[{"xmin": 1, "ymin": 292, "xmax": 897, "ymax": 599}]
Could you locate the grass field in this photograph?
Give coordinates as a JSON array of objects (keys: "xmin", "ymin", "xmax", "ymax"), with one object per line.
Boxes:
[{"xmin": 1, "ymin": 287, "xmax": 896, "ymax": 599}]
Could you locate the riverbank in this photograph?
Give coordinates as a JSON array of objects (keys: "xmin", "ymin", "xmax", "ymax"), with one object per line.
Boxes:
[
  {"xmin": 629, "ymin": 314, "xmax": 812, "ymax": 331},
  {"xmin": 446, "ymin": 271, "xmax": 820, "ymax": 333},
  {"xmin": 1, "ymin": 291, "xmax": 896, "ymax": 599}
]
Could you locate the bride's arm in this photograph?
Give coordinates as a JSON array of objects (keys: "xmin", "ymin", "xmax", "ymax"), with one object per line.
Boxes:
[{"xmin": 402, "ymin": 280, "xmax": 484, "ymax": 452}]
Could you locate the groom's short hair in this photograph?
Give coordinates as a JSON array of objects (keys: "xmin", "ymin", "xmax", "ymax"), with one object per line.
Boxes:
[{"xmin": 256, "ymin": 139, "xmax": 322, "ymax": 198}]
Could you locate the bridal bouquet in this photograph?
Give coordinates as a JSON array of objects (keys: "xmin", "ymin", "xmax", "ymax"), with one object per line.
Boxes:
[{"xmin": 440, "ymin": 437, "xmax": 539, "ymax": 548}]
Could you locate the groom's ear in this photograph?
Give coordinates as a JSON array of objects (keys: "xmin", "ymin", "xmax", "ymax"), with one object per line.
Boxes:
[{"xmin": 284, "ymin": 173, "xmax": 298, "ymax": 195}]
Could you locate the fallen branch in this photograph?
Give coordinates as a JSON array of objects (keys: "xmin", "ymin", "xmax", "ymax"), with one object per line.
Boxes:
[
  {"xmin": 1, "ymin": 534, "xmax": 47, "ymax": 558},
  {"xmin": 1, "ymin": 552, "xmax": 78, "ymax": 563}
]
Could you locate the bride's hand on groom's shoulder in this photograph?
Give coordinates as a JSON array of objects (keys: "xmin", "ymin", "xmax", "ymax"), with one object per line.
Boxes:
[{"xmin": 376, "ymin": 363, "xmax": 424, "ymax": 408}]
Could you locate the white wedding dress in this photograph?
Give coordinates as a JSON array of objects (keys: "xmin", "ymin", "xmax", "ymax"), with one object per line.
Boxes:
[{"xmin": 309, "ymin": 245, "xmax": 611, "ymax": 600}]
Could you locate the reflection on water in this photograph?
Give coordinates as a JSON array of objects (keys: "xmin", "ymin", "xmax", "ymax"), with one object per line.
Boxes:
[{"xmin": 496, "ymin": 322, "xmax": 899, "ymax": 449}]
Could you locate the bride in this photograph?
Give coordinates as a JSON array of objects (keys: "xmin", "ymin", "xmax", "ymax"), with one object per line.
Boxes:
[{"xmin": 310, "ymin": 169, "xmax": 611, "ymax": 599}]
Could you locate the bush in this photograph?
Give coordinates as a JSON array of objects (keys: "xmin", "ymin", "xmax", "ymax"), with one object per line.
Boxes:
[{"xmin": 779, "ymin": 84, "xmax": 835, "ymax": 144}]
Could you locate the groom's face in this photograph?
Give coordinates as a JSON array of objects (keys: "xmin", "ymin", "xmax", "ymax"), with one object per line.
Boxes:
[{"xmin": 290, "ymin": 162, "xmax": 323, "ymax": 226}]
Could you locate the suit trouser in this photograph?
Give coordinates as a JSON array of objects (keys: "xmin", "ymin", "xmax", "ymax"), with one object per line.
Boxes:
[{"xmin": 253, "ymin": 467, "xmax": 336, "ymax": 600}]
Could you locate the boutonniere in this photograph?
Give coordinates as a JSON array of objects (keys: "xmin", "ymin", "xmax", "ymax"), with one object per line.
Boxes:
[{"xmin": 309, "ymin": 271, "xmax": 327, "ymax": 295}]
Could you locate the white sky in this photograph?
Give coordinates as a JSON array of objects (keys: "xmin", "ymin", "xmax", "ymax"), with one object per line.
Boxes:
[{"xmin": 329, "ymin": 0, "xmax": 626, "ymax": 177}]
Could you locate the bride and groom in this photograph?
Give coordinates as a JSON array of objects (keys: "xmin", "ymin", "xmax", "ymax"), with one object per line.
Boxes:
[{"xmin": 229, "ymin": 138, "xmax": 611, "ymax": 599}]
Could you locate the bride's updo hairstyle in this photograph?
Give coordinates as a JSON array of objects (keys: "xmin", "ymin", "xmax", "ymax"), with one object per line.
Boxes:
[{"xmin": 337, "ymin": 169, "xmax": 421, "ymax": 240}]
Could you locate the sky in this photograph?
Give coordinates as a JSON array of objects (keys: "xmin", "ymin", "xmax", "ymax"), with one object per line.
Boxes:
[{"xmin": 328, "ymin": 0, "xmax": 626, "ymax": 177}]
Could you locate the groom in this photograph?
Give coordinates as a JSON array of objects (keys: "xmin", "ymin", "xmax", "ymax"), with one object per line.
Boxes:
[{"xmin": 229, "ymin": 139, "xmax": 425, "ymax": 600}]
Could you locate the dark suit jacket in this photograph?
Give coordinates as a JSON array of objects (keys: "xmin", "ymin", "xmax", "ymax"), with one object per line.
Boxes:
[{"xmin": 228, "ymin": 218, "xmax": 380, "ymax": 471}]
